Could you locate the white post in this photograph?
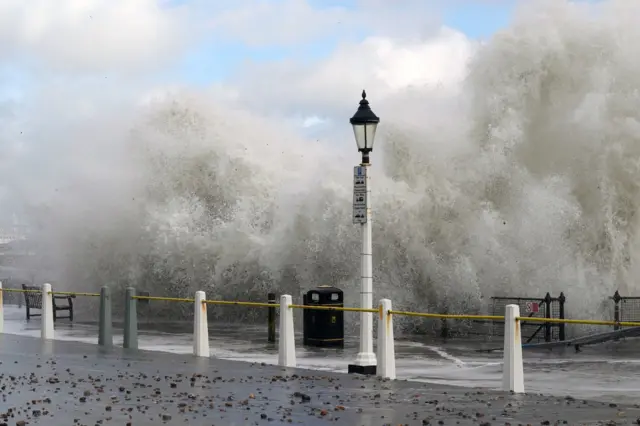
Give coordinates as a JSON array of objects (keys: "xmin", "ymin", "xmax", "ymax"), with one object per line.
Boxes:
[
  {"xmin": 0, "ymin": 281, "xmax": 4, "ymax": 334},
  {"xmin": 502, "ymin": 304, "xmax": 524, "ymax": 393},
  {"xmin": 41, "ymin": 283, "xmax": 54, "ymax": 340},
  {"xmin": 376, "ymin": 299, "xmax": 396, "ymax": 379},
  {"xmin": 351, "ymin": 163, "xmax": 377, "ymax": 374},
  {"xmin": 278, "ymin": 294, "xmax": 296, "ymax": 367},
  {"xmin": 193, "ymin": 291, "xmax": 210, "ymax": 357}
]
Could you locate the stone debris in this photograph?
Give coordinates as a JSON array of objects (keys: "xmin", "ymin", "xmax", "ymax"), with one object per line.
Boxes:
[{"xmin": 0, "ymin": 334, "xmax": 639, "ymax": 425}]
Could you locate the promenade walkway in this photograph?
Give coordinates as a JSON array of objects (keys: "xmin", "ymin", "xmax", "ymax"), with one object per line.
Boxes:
[{"xmin": 1, "ymin": 334, "xmax": 639, "ymax": 425}]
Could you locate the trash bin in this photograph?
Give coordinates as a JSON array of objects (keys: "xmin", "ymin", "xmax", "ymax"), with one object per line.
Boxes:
[{"xmin": 303, "ymin": 286, "xmax": 344, "ymax": 348}]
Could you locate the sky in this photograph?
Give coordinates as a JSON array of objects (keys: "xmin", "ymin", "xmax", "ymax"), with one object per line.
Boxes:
[
  {"xmin": 0, "ymin": 0, "xmax": 620, "ymax": 232},
  {"xmin": 176, "ymin": 0, "xmax": 516, "ymax": 85},
  {"xmin": 0, "ymin": 0, "xmax": 521, "ymax": 135}
]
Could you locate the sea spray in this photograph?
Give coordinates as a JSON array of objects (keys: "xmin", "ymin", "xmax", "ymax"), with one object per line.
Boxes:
[{"xmin": 3, "ymin": 1, "xmax": 640, "ymax": 337}]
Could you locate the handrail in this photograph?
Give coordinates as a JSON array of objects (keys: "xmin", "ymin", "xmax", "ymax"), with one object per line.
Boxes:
[
  {"xmin": 515, "ymin": 316, "xmax": 640, "ymax": 327},
  {"xmin": 389, "ymin": 310, "xmax": 504, "ymax": 321},
  {"xmin": 10, "ymin": 286, "xmax": 639, "ymax": 328},
  {"xmin": 289, "ymin": 304, "xmax": 378, "ymax": 313},
  {"xmin": 203, "ymin": 300, "xmax": 275, "ymax": 308},
  {"xmin": 132, "ymin": 295, "xmax": 195, "ymax": 303},
  {"xmin": 4, "ymin": 284, "xmax": 639, "ymax": 396},
  {"xmin": 50, "ymin": 291, "xmax": 100, "ymax": 297},
  {"xmin": 0, "ymin": 288, "xmax": 99, "ymax": 297}
]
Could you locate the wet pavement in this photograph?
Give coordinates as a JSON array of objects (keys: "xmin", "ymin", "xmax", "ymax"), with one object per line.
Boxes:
[
  {"xmin": 4, "ymin": 304, "xmax": 640, "ymax": 409},
  {"xmin": 3, "ymin": 333, "xmax": 640, "ymax": 426}
]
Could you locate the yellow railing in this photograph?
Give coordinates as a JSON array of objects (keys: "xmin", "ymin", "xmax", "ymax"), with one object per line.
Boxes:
[
  {"xmin": 128, "ymin": 296, "xmax": 277, "ymax": 307},
  {"xmin": 50, "ymin": 291, "xmax": 100, "ymax": 297},
  {"xmin": 204, "ymin": 300, "xmax": 276, "ymax": 308},
  {"xmin": 384, "ymin": 310, "xmax": 640, "ymax": 328},
  {"xmin": 290, "ymin": 304, "xmax": 378, "ymax": 313},
  {"xmin": 132, "ymin": 295, "xmax": 195, "ymax": 303},
  {"xmin": 126, "ymin": 295, "xmax": 640, "ymax": 328},
  {"xmin": 383, "ymin": 310, "xmax": 640, "ymax": 329},
  {"xmin": 9, "ymin": 286, "xmax": 638, "ymax": 329},
  {"xmin": 0, "ymin": 288, "xmax": 100, "ymax": 297},
  {"xmin": 129, "ymin": 297, "xmax": 378, "ymax": 312},
  {"xmin": 129, "ymin": 296, "xmax": 376, "ymax": 312},
  {"xmin": 515, "ymin": 316, "xmax": 640, "ymax": 328},
  {"xmin": 0, "ymin": 288, "xmax": 40, "ymax": 294},
  {"xmin": 389, "ymin": 310, "xmax": 504, "ymax": 321}
]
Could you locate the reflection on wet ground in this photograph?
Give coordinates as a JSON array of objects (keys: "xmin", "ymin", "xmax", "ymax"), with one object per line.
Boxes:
[
  {"xmin": 3, "ymin": 304, "xmax": 640, "ymax": 403},
  {"xmin": 5, "ymin": 333, "xmax": 637, "ymax": 426}
]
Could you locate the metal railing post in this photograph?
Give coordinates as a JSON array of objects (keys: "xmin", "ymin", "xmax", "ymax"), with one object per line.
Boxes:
[
  {"xmin": 613, "ymin": 290, "xmax": 621, "ymax": 331},
  {"xmin": 0, "ymin": 281, "xmax": 4, "ymax": 333},
  {"xmin": 268, "ymin": 292, "xmax": 276, "ymax": 343},
  {"xmin": 98, "ymin": 286, "xmax": 113, "ymax": 347},
  {"xmin": 123, "ymin": 287, "xmax": 138, "ymax": 350},
  {"xmin": 544, "ymin": 292, "xmax": 552, "ymax": 343},
  {"xmin": 558, "ymin": 292, "xmax": 566, "ymax": 341}
]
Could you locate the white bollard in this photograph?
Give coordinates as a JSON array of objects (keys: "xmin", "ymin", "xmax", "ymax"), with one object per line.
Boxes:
[
  {"xmin": 0, "ymin": 281, "xmax": 4, "ymax": 334},
  {"xmin": 502, "ymin": 304, "xmax": 524, "ymax": 393},
  {"xmin": 193, "ymin": 291, "xmax": 210, "ymax": 357},
  {"xmin": 41, "ymin": 283, "xmax": 54, "ymax": 340},
  {"xmin": 376, "ymin": 299, "xmax": 396, "ymax": 380},
  {"xmin": 278, "ymin": 294, "xmax": 296, "ymax": 367}
]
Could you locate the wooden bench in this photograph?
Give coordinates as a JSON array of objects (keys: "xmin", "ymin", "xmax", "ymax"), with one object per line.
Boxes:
[{"xmin": 22, "ymin": 284, "xmax": 75, "ymax": 321}]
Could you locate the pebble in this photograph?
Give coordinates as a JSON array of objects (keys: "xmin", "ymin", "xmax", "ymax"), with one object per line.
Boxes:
[{"xmin": 1, "ymin": 335, "xmax": 639, "ymax": 426}]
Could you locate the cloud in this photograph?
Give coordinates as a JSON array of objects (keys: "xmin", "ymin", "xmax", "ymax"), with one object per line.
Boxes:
[
  {"xmin": 7, "ymin": 0, "xmax": 635, "ymax": 311},
  {"xmin": 301, "ymin": 115, "xmax": 326, "ymax": 128},
  {"xmin": 208, "ymin": 0, "xmax": 350, "ymax": 47},
  {"xmin": 0, "ymin": 0, "xmax": 485, "ymax": 173},
  {"xmin": 0, "ymin": 0, "xmax": 480, "ymax": 164},
  {"xmin": 224, "ymin": 27, "xmax": 476, "ymax": 123},
  {"xmin": 207, "ymin": 0, "xmax": 454, "ymax": 47},
  {"xmin": 0, "ymin": 0, "xmax": 198, "ymax": 73}
]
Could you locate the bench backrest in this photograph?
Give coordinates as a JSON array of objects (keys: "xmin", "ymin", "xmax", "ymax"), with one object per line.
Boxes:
[{"xmin": 22, "ymin": 284, "xmax": 42, "ymax": 309}]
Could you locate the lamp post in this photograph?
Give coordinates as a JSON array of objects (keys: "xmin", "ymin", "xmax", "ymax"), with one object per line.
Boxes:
[{"xmin": 347, "ymin": 90, "xmax": 379, "ymax": 375}]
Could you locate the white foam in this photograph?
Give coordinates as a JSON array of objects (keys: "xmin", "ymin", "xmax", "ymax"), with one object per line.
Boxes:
[
  {"xmin": 424, "ymin": 345, "xmax": 466, "ymax": 367},
  {"xmin": 4, "ymin": 1, "xmax": 640, "ymax": 335}
]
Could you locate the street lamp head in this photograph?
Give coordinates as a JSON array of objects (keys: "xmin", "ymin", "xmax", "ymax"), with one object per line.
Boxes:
[{"xmin": 349, "ymin": 90, "xmax": 380, "ymax": 163}]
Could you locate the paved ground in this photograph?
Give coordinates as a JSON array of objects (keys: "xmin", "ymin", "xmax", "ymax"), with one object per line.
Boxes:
[
  {"xmin": 1, "ymin": 334, "xmax": 640, "ymax": 425},
  {"xmin": 7, "ymin": 304, "xmax": 640, "ymax": 403}
]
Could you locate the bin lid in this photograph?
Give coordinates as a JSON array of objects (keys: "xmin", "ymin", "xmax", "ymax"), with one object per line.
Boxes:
[{"xmin": 307, "ymin": 286, "xmax": 343, "ymax": 297}]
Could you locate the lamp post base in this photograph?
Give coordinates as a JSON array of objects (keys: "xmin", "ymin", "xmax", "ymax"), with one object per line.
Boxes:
[
  {"xmin": 347, "ymin": 364, "xmax": 377, "ymax": 375},
  {"xmin": 348, "ymin": 351, "xmax": 377, "ymax": 375}
]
